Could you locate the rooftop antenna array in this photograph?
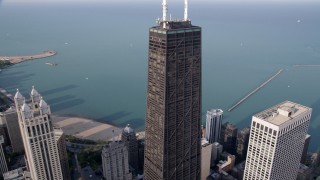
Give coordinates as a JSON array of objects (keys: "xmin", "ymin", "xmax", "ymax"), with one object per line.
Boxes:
[{"xmin": 160, "ymin": 0, "xmax": 189, "ymax": 28}]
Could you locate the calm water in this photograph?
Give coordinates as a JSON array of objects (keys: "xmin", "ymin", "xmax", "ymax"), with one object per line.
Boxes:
[{"xmin": 0, "ymin": 1, "xmax": 320, "ymax": 151}]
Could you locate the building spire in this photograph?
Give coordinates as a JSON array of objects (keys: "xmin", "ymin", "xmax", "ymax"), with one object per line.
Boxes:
[
  {"xmin": 14, "ymin": 89, "xmax": 25, "ymax": 107},
  {"xmin": 184, "ymin": 0, "xmax": 188, "ymax": 21},
  {"xmin": 14, "ymin": 89, "xmax": 23, "ymax": 99}
]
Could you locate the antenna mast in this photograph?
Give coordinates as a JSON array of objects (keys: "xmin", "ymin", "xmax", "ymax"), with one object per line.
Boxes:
[
  {"xmin": 184, "ymin": 0, "xmax": 188, "ymax": 21},
  {"xmin": 162, "ymin": 0, "xmax": 167, "ymax": 21}
]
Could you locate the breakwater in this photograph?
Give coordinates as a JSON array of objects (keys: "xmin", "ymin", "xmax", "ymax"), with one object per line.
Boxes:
[
  {"xmin": 293, "ymin": 64, "xmax": 320, "ymax": 67},
  {"xmin": 0, "ymin": 50, "xmax": 56, "ymax": 64},
  {"xmin": 228, "ymin": 69, "xmax": 284, "ymax": 112}
]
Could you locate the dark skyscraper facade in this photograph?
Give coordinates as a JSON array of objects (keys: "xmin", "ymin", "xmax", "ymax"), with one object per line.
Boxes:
[
  {"xmin": 220, "ymin": 122, "xmax": 238, "ymax": 155},
  {"xmin": 236, "ymin": 127, "xmax": 250, "ymax": 160},
  {"xmin": 144, "ymin": 19, "xmax": 202, "ymax": 180}
]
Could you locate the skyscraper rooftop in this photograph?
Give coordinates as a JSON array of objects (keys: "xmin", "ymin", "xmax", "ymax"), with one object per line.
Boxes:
[{"xmin": 254, "ymin": 101, "xmax": 311, "ymax": 126}]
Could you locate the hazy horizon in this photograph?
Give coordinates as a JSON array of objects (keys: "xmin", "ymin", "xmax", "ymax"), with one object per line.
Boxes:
[{"xmin": 2, "ymin": 0, "xmax": 320, "ymax": 5}]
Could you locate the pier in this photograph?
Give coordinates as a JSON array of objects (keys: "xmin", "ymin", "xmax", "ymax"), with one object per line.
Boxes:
[
  {"xmin": 0, "ymin": 50, "xmax": 57, "ymax": 64},
  {"xmin": 228, "ymin": 69, "xmax": 284, "ymax": 112},
  {"xmin": 293, "ymin": 64, "xmax": 320, "ymax": 67}
]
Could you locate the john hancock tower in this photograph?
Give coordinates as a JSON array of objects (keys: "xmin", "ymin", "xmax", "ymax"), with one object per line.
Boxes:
[{"xmin": 144, "ymin": 0, "xmax": 202, "ymax": 179}]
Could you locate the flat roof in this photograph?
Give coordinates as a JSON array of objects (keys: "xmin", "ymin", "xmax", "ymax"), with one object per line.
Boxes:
[
  {"xmin": 150, "ymin": 21, "xmax": 201, "ymax": 34},
  {"xmin": 207, "ymin": 109, "xmax": 223, "ymax": 116},
  {"xmin": 254, "ymin": 101, "xmax": 311, "ymax": 126}
]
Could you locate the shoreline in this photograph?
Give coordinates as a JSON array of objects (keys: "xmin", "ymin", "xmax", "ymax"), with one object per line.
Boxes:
[
  {"xmin": 52, "ymin": 113, "xmax": 122, "ymax": 129},
  {"xmin": 52, "ymin": 115, "xmax": 145, "ymax": 142},
  {"xmin": 0, "ymin": 87, "xmax": 143, "ymax": 143},
  {"xmin": 52, "ymin": 115, "xmax": 123, "ymax": 142},
  {"xmin": 0, "ymin": 50, "xmax": 57, "ymax": 64}
]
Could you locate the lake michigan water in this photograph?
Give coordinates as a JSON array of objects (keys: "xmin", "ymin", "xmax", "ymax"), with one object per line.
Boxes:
[{"xmin": 0, "ymin": 1, "xmax": 320, "ymax": 151}]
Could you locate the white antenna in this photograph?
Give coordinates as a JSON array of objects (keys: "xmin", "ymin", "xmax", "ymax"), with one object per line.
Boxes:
[
  {"xmin": 184, "ymin": 0, "xmax": 188, "ymax": 21},
  {"xmin": 162, "ymin": 0, "xmax": 167, "ymax": 21}
]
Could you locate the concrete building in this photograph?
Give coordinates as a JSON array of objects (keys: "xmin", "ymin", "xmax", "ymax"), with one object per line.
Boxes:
[
  {"xmin": 121, "ymin": 124, "xmax": 139, "ymax": 171},
  {"xmin": 102, "ymin": 133, "xmax": 132, "ymax": 180},
  {"xmin": 0, "ymin": 136, "xmax": 8, "ymax": 178},
  {"xmin": 220, "ymin": 122, "xmax": 237, "ymax": 155},
  {"xmin": 296, "ymin": 163, "xmax": 313, "ymax": 180},
  {"xmin": 54, "ymin": 128, "xmax": 70, "ymax": 180},
  {"xmin": 138, "ymin": 140, "xmax": 145, "ymax": 172},
  {"xmin": 244, "ymin": 101, "xmax": 312, "ymax": 180},
  {"xmin": 0, "ymin": 108, "xmax": 24, "ymax": 153},
  {"xmin": 14, "ymin": 87, "xmax": 63, "ymax": 180},
  {"xmin": 3, "ymin": 167, "xmax": 31, "ymax": 180},
  {"xmin": 205, "ymin": 109, "xmax": 223, "ymax": 143},
  {"xmin": 0, "ymin": 117, "xmax": 9, "ymax": 147},
  {"xmin": 230, "ymin": 161, "xmax": 245, "ymax": 180},
  {"xmin": 217, "ymin": 154, "xmax": 235, "ymax": 173},
  {"xmin": 236, "ymin": 127, "xmax": 250, "ymax": 160},
  {"xmin": 311, "ymin": 151, "xmax": 320, "ymax": 167},
  {"xmin": 208, "ymin": 171, "xmax": 236, "ymax": 180},
  {"xmin": 211, "ymin": 142, "xmax": 223, "ymax": 164},
  {"xmin": 144, "ymin": 1, "xmax": 202, "ymax": 179},
  {"xmin": 201, "ymin": 138, "xmax": 212, "ymax": 180},
  {"xmin": 301, "ymin": 134, "xmax": 311, "ymax": 164}
]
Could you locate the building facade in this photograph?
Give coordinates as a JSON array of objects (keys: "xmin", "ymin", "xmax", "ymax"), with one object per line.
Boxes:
[
  {"xmin": 220, "ymin": 122, "xmax": 237, "ymax": 155},
  {"xmin": 205, "ymin": 109, "xmax": 223, "ymax": 143},
  {"xmin": 244, "ymin": 101, "xmax": 312, "ymax": 180},
  {"xmin": 297, "ymin": 163, "xmax": 313, "ymax": 180},
  {"xmin": 236, "ymin": 127, "xmax": 250, "ymax": 160},
  {"xmin": 0, "ymin": 115, "xmax": 10, "ymax": 147},
  {"xmin": 0, "ymin": 108, "xmax": 24, "ymax": 153},
  {"xmin": 54, "ymin": 128, "xmax": 71, "ymax": 180},
  {"xmin": 0, "ymin": 135, "xmax": 8, "ymax": 178},
  {"xmin": 144, "ymin": 7, "xmax": 202, "ymax": 180},
  {"xmin": 211, "ymin": 142, "xmax": 223, "ymax": 164},
  {"xmin": 3, "ymin": 167, "xmax": 31, "ymax": 180},
  {"xmin": 14, "ymin": 87, "xmax": 63, "ymax": 180},
  {"xmin": 121, "ymin": 124, "xmax": 139, "ymax": 171},
  {"xmin": 300, "ymin": 134, "xmax": 311, "ymax": 164},
  {"xmin": 217, "ymin": 154, "xmax": 235, "ymax": 173},
  {"xmin": 101, "ymin": 139, "xmax": 132, "ymax": 180},
  {"xmin": 138, "ymin": 140, "xmax": 145, "ymax": 171},
  {"xmin": 201, "ymin": 138, "xmax": 212, "ymax": 180}
]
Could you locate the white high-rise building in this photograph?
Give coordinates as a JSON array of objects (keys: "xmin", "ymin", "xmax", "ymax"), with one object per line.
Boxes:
[
  {"xmin": 205, "ymin": 109, "xmax": 223, "ymax": 143},
  {"xmin": 244, "ymin": 101, "xmax": 312, "ymax": 180},
  {"xmin": 14, "ymin": 87, "xmax": 63, "ymax": 180}
]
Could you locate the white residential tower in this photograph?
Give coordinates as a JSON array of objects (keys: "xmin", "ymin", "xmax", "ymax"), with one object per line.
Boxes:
[{"xmin": 14, "ymin": 87, "xmax": 63, "ymax": 180}]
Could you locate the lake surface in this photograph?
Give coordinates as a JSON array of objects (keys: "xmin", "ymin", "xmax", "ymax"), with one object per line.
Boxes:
[{"xmin": 0, "ymin": 1, "xmax": 320, "ymax": 151}]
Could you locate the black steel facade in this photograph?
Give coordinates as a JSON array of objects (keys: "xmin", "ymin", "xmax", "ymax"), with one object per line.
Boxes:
[{"xmin": 144, "ymin": 21, "xmax": 201, "ymax": 180}]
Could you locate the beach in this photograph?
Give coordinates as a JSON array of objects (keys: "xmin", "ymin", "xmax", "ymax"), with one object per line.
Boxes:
[
  {"xmin": 52, "ymin": 115, "xmax": 123, "ymax": 141},
  {"xmin": 52, "ymin": 115, "xmax": 146, "ymax": 142}
]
